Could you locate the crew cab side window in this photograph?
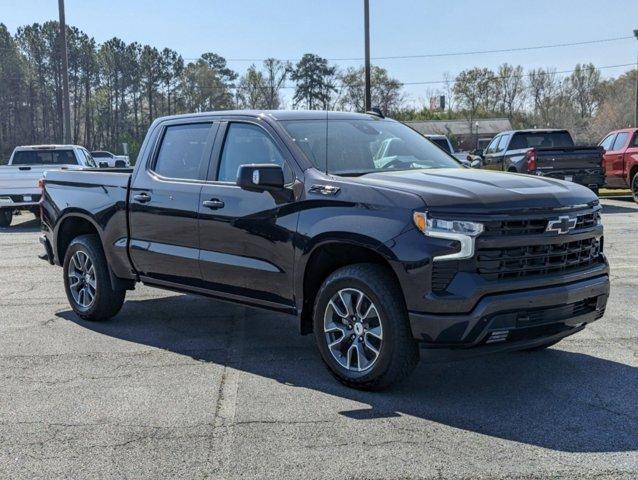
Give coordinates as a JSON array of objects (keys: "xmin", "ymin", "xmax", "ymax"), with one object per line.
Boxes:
[
  {"xmin": 485, "ymin": 136, "xmax": 500, "ymax": 155},
  {"xmin": 612, "ymin": 132, "xmax": 629, "ymax": 151},
  {"xmin": 496, "ymin": 134, "xmax": 510, "ymax": 152},
  {"xmin": 153, "ymin": 123, "xmax": 212, "ymax": 180},
  {"xmin": 599, "ymin": 133, "xmax": 616, "ymax": 151},
  {"xmin": 217, "ymin": 123, "xmax": 290, "ymax": 183}
]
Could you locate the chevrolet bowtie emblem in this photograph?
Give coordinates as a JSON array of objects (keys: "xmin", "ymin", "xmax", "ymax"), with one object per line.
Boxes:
[{"xmin": 546, "ymin": 215, "xmax": 577, "ymax": 234}]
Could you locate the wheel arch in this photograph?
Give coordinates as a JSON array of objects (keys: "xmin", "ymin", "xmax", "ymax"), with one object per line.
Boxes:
[
  {"xmin": 54, "ymin": 212, "xmax": 134, "ymax": 291},
  {"xmin": 297, "ymin": 237, "xmax": 406, "ymax": 335},
  {"xmin": 55, "ymin": 212, "xmax": 103, "ymax": 265}
]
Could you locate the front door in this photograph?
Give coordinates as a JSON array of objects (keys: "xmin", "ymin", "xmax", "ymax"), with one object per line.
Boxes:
[
  {"xmin": 129, "ymin": 121, "xmax": 218, "ymax": 285},
  {"xmin": 197, "ymin": 121, "xmax": 299, "ymax": 311},
  {"xmin": 603, "ymin": 132, "xmax": 629, "ymax": 188}
]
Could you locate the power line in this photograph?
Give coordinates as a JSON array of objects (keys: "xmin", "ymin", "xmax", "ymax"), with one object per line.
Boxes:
[{"xmin": 182, "ymin": 35, "xmax": 635, "ymax": 63}]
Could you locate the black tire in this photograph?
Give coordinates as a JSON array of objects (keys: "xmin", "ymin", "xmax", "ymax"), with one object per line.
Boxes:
[
  {"xmin": 0, "ymin": 209, "xmax": 13, "ymax": 228},
  {"xmin": 313, "ymin": 263, "xmax": 419, "ymax": 390},
  {"xmin": 632, "ymin": 173, "xmax": 638, "ymax": 204},
  {"xmin": 63, "ymin": 234, "xmax": 125, "ymax": 321},
  {"xmin": 521, "ymin": 338, "xmax": 562, "ymax": 352}
]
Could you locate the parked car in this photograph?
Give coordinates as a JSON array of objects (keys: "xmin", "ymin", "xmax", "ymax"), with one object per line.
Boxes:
[
  {"xmin": 424, "ymin": 134, "xmax": 476, "ymax": 164},
  {"xmin": 90, "ymin": 150, "xmax": 130, "ymax": 168},
  {"xmin": 480, "ymin": 129, "xmax": 604, "ymax": 193},
  {"xmin": 0, "ymin": 145, "xmax": 96, "ymax": 227},
  {"xmin": 598, "ymin": 128, "xmax": 638, "ymax": 201},
  {"xmin": 39, "ymin": 110, "xmax": 609, "ymax": 390}
]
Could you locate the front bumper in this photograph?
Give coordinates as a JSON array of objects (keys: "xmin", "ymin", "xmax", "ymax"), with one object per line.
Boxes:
[{"xmin": 409, "ymin": 274, "xmax": 609, "ymax": 349}]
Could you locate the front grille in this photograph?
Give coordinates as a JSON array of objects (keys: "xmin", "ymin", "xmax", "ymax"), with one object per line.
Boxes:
[
  {"xmin": 477, "ymin": 237, "xmax": 601, "ymax": 281},
  {"xmin": 482, "ymin": 211, "xmax": 599, "ymax": 237}
]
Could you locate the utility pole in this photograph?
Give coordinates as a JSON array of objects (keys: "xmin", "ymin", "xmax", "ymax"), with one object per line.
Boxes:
[
  {"xmin": 363, "ymin": 0, "xmax": 371, "ymax": 112},
  {"xmin": 634, "ymin": 30, "xmax": 638, "ymax": 127},
  {"xmin": 58, "ymin": 0, "xmax": 72, "ymax": 144}
]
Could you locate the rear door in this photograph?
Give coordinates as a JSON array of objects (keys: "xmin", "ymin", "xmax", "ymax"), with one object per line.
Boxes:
[
  {"xmin": 197, "ymin": 120, "xmax": 299, "ymax": 311},
  {"xmin": 128, "ymin": 120, "xmax": 218, "ymax": 285}
]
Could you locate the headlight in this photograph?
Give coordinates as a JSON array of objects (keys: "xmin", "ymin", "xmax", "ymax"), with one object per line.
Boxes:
[{"xmin": 413, "ymin": 212, "xmax": 484, "ymax": 262}]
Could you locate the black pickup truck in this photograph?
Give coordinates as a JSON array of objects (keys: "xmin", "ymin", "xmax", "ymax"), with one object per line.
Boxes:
[
  {"xmin": 480, "ymin": 129, "xmax": 605, "ymax": 193},
  {"xmin": 39, "ymin": 111, "xmax": 609, "ymax": 390}
]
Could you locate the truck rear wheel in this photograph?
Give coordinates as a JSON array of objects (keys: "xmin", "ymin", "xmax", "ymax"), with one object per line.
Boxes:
[
  {"xmin": 0, "ymin": 209, "xmax": 13, "ymax": 228},
  {"xmin": 63, "ymin": 234, "xmax": 125, "ymax": 321},
  {"xmin": 313, "ymin": 263, "xmax": 419, "ymax": 390}
]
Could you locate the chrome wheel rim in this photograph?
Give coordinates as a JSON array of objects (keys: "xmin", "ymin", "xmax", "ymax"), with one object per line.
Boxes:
[
  {"xmin": 323, "ymin": 288, "xmax": 383, "ymax": 372},
  {"xmin": 68, "ymin": 251, "xmax": 96, "ymax": 309}
]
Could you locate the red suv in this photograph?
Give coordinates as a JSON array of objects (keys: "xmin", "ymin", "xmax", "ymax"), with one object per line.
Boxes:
[{"xmin": 599, "ymin": 128, "xmax": 638, "ymax": 202}]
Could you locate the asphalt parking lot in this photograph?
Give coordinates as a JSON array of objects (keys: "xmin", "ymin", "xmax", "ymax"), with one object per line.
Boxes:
[{"xmin": 0, "ymin": 198, "xmax": 636, "ymax": 479}]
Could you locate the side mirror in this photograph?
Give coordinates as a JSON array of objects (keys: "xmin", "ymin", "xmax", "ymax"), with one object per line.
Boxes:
[
  {"xmin": 470, "ymin": 159, "xmax": 482, "ymax": 169},
  {"xmin": 237, "ymin": 164, "xmax": 285, "ymax": 192}
]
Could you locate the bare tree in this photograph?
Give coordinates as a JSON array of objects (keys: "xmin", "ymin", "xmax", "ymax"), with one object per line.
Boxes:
[
  {"xmin": 565, "ymin": 63, "xmax": 601, "ymax": 118},
  {"xmin": 495, "ymin": 63, "xmax": 525, "ymax": 118}
]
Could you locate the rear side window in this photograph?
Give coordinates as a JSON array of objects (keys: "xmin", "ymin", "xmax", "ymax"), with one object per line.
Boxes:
[
  {"xmin": 612, "ymin": 132, "xmax": 629, "ymax": 151},
  {"xmin": 217, "ymin": 123, "xmax": 286, "ymax": 182},
  {"xmin": 11, "ymin": 150, "xmax": 78, "ymax": 165},
  {"xmin": 153, "ymin": 124, "xmax": 211, "ymax": 180},
  {"xmin": 496, "ymin": 134, "xmax": 510, "ymax": 152}
]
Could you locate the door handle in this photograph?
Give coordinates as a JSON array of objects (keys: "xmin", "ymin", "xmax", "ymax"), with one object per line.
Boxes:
[
  {"xmin": 202, "ymin": 199, "xmax": 225, "ymax": 210},
  {"xmin": 133, "ymin": 193, "xmax": 151, "ymax": 203}
]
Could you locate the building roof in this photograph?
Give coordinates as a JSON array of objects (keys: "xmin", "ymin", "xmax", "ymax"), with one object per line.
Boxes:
[{"xmin": 405, "ymin": 118, "xmax": 512, "ymax": 137}]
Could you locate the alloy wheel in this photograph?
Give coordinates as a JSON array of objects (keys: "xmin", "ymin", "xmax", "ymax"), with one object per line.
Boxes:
[
  {"xmin": 323, "ymin": 288, "xmax": 383, "ymax": 372},
  {"xmin": 68, "ymin": 251, "xmax": 97, "ymax": 309}
]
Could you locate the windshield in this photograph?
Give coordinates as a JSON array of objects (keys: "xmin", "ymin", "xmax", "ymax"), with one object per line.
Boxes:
[
  {"xmin": 11, "ymin": 150, "xmax": 78, "ymax": 166},
  {"xmin": 280, "ymin": 119, "xmax": 460, "ymax": 175}
]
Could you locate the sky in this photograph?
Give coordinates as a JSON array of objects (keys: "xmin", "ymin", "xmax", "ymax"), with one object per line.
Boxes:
[{"xmin": 1, "ymin": 0, "xmax": 637, "ymax": 107}]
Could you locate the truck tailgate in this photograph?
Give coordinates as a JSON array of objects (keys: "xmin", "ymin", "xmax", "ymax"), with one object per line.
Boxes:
[{"xmin": 535, "ymin": 147, "xmax": 603, "ymax": 171}]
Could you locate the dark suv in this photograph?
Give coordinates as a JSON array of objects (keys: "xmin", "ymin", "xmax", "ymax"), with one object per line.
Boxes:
[{"xmin": 39, "ymin": 110, "xmax": 609, "ymax": 389}]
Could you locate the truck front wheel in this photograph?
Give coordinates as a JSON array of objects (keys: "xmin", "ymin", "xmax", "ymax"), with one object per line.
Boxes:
[
  {"xmin": 0, "ymin": 209, "xmax": 13, "ymax": 228},
  {"xmin": 63, "ymin": 234, "xmax": 125, "ymax": 321},
  {"xmin": 313, "ymin": 264, "xmax": 419, "ymax": 390},
  {"xmin": 632, "ymin": 173, "xmax": 638, "ymax": 204}
]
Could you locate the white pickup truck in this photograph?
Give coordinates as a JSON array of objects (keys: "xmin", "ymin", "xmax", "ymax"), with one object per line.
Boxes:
[{"xmin": 0, "ymin": 145, "xmax": 96, "ymax": 227}]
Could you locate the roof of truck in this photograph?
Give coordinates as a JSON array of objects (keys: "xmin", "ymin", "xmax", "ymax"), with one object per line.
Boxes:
[
  {"xmin": 154, "ymin": 110, "xmax": 387, "ymax": 122},
  {"xmin": 14, "ymin": 145, "xmax": 82, "ymax": 150}
]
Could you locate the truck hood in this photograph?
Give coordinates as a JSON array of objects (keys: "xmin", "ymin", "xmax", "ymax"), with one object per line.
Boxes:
[{"xmin": 352, "ymin": 168, "xmax": 597, "ymax": 213}]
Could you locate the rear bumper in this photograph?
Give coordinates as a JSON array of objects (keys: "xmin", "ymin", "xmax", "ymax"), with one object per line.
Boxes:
[
  {"xmin": 409, "ymin": 274, "xmax": 609, "ymax": 349},
  {"xmin": 0, "ymin": 191, "xmax": 41, "ymax": 208},
  {"xmin": 537, "ymin": 170, "xmax": 604, "ymax": 189}
]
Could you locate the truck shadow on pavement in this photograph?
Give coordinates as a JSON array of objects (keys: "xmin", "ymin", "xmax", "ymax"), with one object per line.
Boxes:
[
  {"xmin": 0, "ymin": 217, "xmax": 41, "ymax": 233},
  {"xmin": 58, "ymin": 294, "xmax": 638, "ymax": 454}
]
